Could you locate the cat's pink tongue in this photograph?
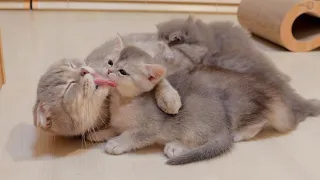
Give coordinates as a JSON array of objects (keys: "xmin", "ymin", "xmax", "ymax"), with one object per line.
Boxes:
[{"xmin": 94, "ymin": 78, "xmax": 116, "ymax": 87}]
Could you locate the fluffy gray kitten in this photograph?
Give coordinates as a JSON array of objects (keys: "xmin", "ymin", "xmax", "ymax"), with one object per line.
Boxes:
[
  {"xmin": 156, "ymin": 16, "xmax": 291, "ymax": 82},
  {"xmin": 99, "ymin": 44, "xmax": 320, "ymax": 165},
  {"xmin": 156, "ymin": 16, "xmax": 320, "ymax": 123}
]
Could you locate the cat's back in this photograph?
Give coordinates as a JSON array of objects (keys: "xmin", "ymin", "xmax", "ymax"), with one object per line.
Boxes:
[
  {"xmin": 208, "ymin": 21, "xmax": 253, "ymax": 51},
  {"xmin": 168, "ymin": 67, "xmax": 263, "ymax": 91}
]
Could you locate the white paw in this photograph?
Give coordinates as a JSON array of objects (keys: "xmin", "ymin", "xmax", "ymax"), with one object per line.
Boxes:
[
  {"xmin": 157, "ymin": 90, "xmax": 182, "ymax": 115},
  {"xmin": 164, "ymin": 142, "xmax": 188, "ymax": 158},
  {"xmin": 104, "ymin": 139, "xmax": 128, "ymax": 155}
]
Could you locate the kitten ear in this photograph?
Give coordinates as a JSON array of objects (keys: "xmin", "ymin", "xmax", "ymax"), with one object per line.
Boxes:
[
  {"xmin": 34, "ymin": 103, "xmax": 51, "ymax": 129},
  {"xmin": 144, "ymin": 64, "xmax": 166, "ymax": 83},
  {"xmin": 155, "ymin": 24, "xmax": 160, "ymax": 30},
  {"xmin": 115, "ymin": 33, "xmax": 125, "ymax": 50},
  {"xmin": 187, "ymin": 15, "xmax": 194, "ymax": 22}
]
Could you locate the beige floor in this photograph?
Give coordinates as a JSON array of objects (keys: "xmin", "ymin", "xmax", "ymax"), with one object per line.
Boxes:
[{"xmin": 0, "ymin": 11, "xmax": 320, "ymax": 180}]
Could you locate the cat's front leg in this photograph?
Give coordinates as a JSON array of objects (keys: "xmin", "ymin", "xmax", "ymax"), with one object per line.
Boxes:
[
  {"xmin": 105, "ymin": 129, "xmax": 156, "ymax": 155},
  {"xmin": 155, "ymin": 79, "xmax": 182, "ymax": 115}
]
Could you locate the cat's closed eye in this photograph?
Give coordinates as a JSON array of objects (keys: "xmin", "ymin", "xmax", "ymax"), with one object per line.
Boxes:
[{"xmin": 119, "ymin": 69, "xmax": 129, "ymax": 76}]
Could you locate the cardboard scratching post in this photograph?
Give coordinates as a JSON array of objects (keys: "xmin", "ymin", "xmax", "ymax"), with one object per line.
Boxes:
[{"xmin": 238, "ymin": 0, "xmax": 320, "ymax": 52}]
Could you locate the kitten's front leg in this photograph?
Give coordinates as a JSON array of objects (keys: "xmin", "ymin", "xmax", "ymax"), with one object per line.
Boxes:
[
  {"xmin": 105, "ymin": 129, "xmax": 156, "ymax": 155},
  {"xmin": 155, "ymin": 79, "xmax": 182, "ymax": 115}
]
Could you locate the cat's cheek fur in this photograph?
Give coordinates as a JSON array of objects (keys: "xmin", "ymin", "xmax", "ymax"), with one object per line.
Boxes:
[{"xmin": 34, "ymin": 103, "xmax": 51, "ymax": 129}]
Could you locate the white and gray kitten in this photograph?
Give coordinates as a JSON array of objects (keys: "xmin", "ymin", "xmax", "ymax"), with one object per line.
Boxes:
[{"xmin": 98, "ymin": 44, "xmax": 320, "ymax": 165}]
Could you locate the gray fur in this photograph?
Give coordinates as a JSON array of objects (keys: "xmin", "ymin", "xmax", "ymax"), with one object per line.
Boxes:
[
  {"xmin": 104, "ymin": 46, "xmax": 312, "ymax": 165},
  {"xmin": 156, "ymin": 16, "xmax": 320, "ymax": 125},
  {"xmin": 157, "ymin": 16, "xmax": 291, "ymax": 82}
]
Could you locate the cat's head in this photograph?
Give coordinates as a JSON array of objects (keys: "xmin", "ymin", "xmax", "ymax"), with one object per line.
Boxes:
[
  {"xmin": 33, "ymin": 59, "xmax": 115, "ymax": 136},
  {"xmin": 106, "ymin": 38, "xmax": 166, "ymax": 98},
  {"xmin": 156, "ymin": 15, "xmax": 197, "ymax": 46}
]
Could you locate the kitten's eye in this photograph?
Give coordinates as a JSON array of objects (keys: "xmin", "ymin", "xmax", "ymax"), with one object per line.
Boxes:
[
  {"xmin": 119, "ymin": 69, "xmax": 129, "ymax": 76},
  {"xmin": 108, "ymin": 60, "xmax": 113, "ymax": 66}
]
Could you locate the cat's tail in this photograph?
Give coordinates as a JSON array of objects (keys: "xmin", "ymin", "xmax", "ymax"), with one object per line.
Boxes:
[
  {"xmin": 283, "ymin": 84, "xmax": 320, "ymax": 121},
  {"xmin": 166, "ymin": 136, "xmax": 233, "ymax": 165},
  {"xmin": 269, "ymin": 84, "xmax": 320, "ymax": 133}
]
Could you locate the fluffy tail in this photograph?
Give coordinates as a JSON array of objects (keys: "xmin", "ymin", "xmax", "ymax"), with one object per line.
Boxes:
[
  {"xmin": 166, "ymin": 136, "xmax": 233, "ymax": 165},
  {"xmin": 282, "ymin": 84, "xmax": 320, "ymax": 122}
]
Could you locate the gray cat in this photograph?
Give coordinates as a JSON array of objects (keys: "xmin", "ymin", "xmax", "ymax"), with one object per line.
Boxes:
[
  {"xmin": 100, "ymin": 44, "xmax": 320, "ymax": 165},
  {"xmin": 33, "ymin": 57, "xmax": 181, "ymax": 139},
  {"xmin": 156, "ymin": 16, "xmax": 291, "ymax": 83},
  {"xmin": 156, "ymin": 16, "xmax": 320, "ymax": 124}
]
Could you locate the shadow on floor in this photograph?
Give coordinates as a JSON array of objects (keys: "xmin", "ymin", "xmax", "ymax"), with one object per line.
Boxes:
[
  {"xmin": 5, "ymin": 123, "xmax": 289, "ymax": 162},
  {"xmin": 5, "ymin": 123, "xmax": 100, "ymax": 162}
]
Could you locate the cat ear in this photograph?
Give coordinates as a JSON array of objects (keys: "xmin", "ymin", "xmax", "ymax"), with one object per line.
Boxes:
[
  {"xmin": 115, "ymin": 33, "xmax": 125, "ymax": 50},
  {"xmin": 143, "ymin": 64, "xmax": 166, "ymax": 83},
  {"xmin": 34, "ymin": 103, "xmax": 51, "ymax": 129},
  {"xmin": 187, "ymin": 15, "xmax": 194, "ymax": 22}
]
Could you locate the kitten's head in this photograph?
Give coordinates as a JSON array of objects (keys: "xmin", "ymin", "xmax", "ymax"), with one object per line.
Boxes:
[
  {"xmin": 107, "ymin": 39, "xmax": 166, "ymax": 98},
  {"xmin": 33, "ymin": 59, "xmax": 115, "ymax": 136},
  {"xmin": 156, "ymin": 15, "xmax": 197, "ymax": 46}
]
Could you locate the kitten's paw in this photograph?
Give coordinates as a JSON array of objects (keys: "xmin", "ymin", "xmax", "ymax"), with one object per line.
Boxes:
[
  {"xmin": 104, "ymin": 139, "xmax": 128, "ymax": 155},
  {"xmin": 157, "ymin": 90, "xmax": 182, "ymax": 115},
  {"xmin": 85, "ymin": 129, "xmax": 116, "ymax": 142},
  {"xmin": 164, "ymin": 142, "xmax": 188, "ymax": 158}
]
